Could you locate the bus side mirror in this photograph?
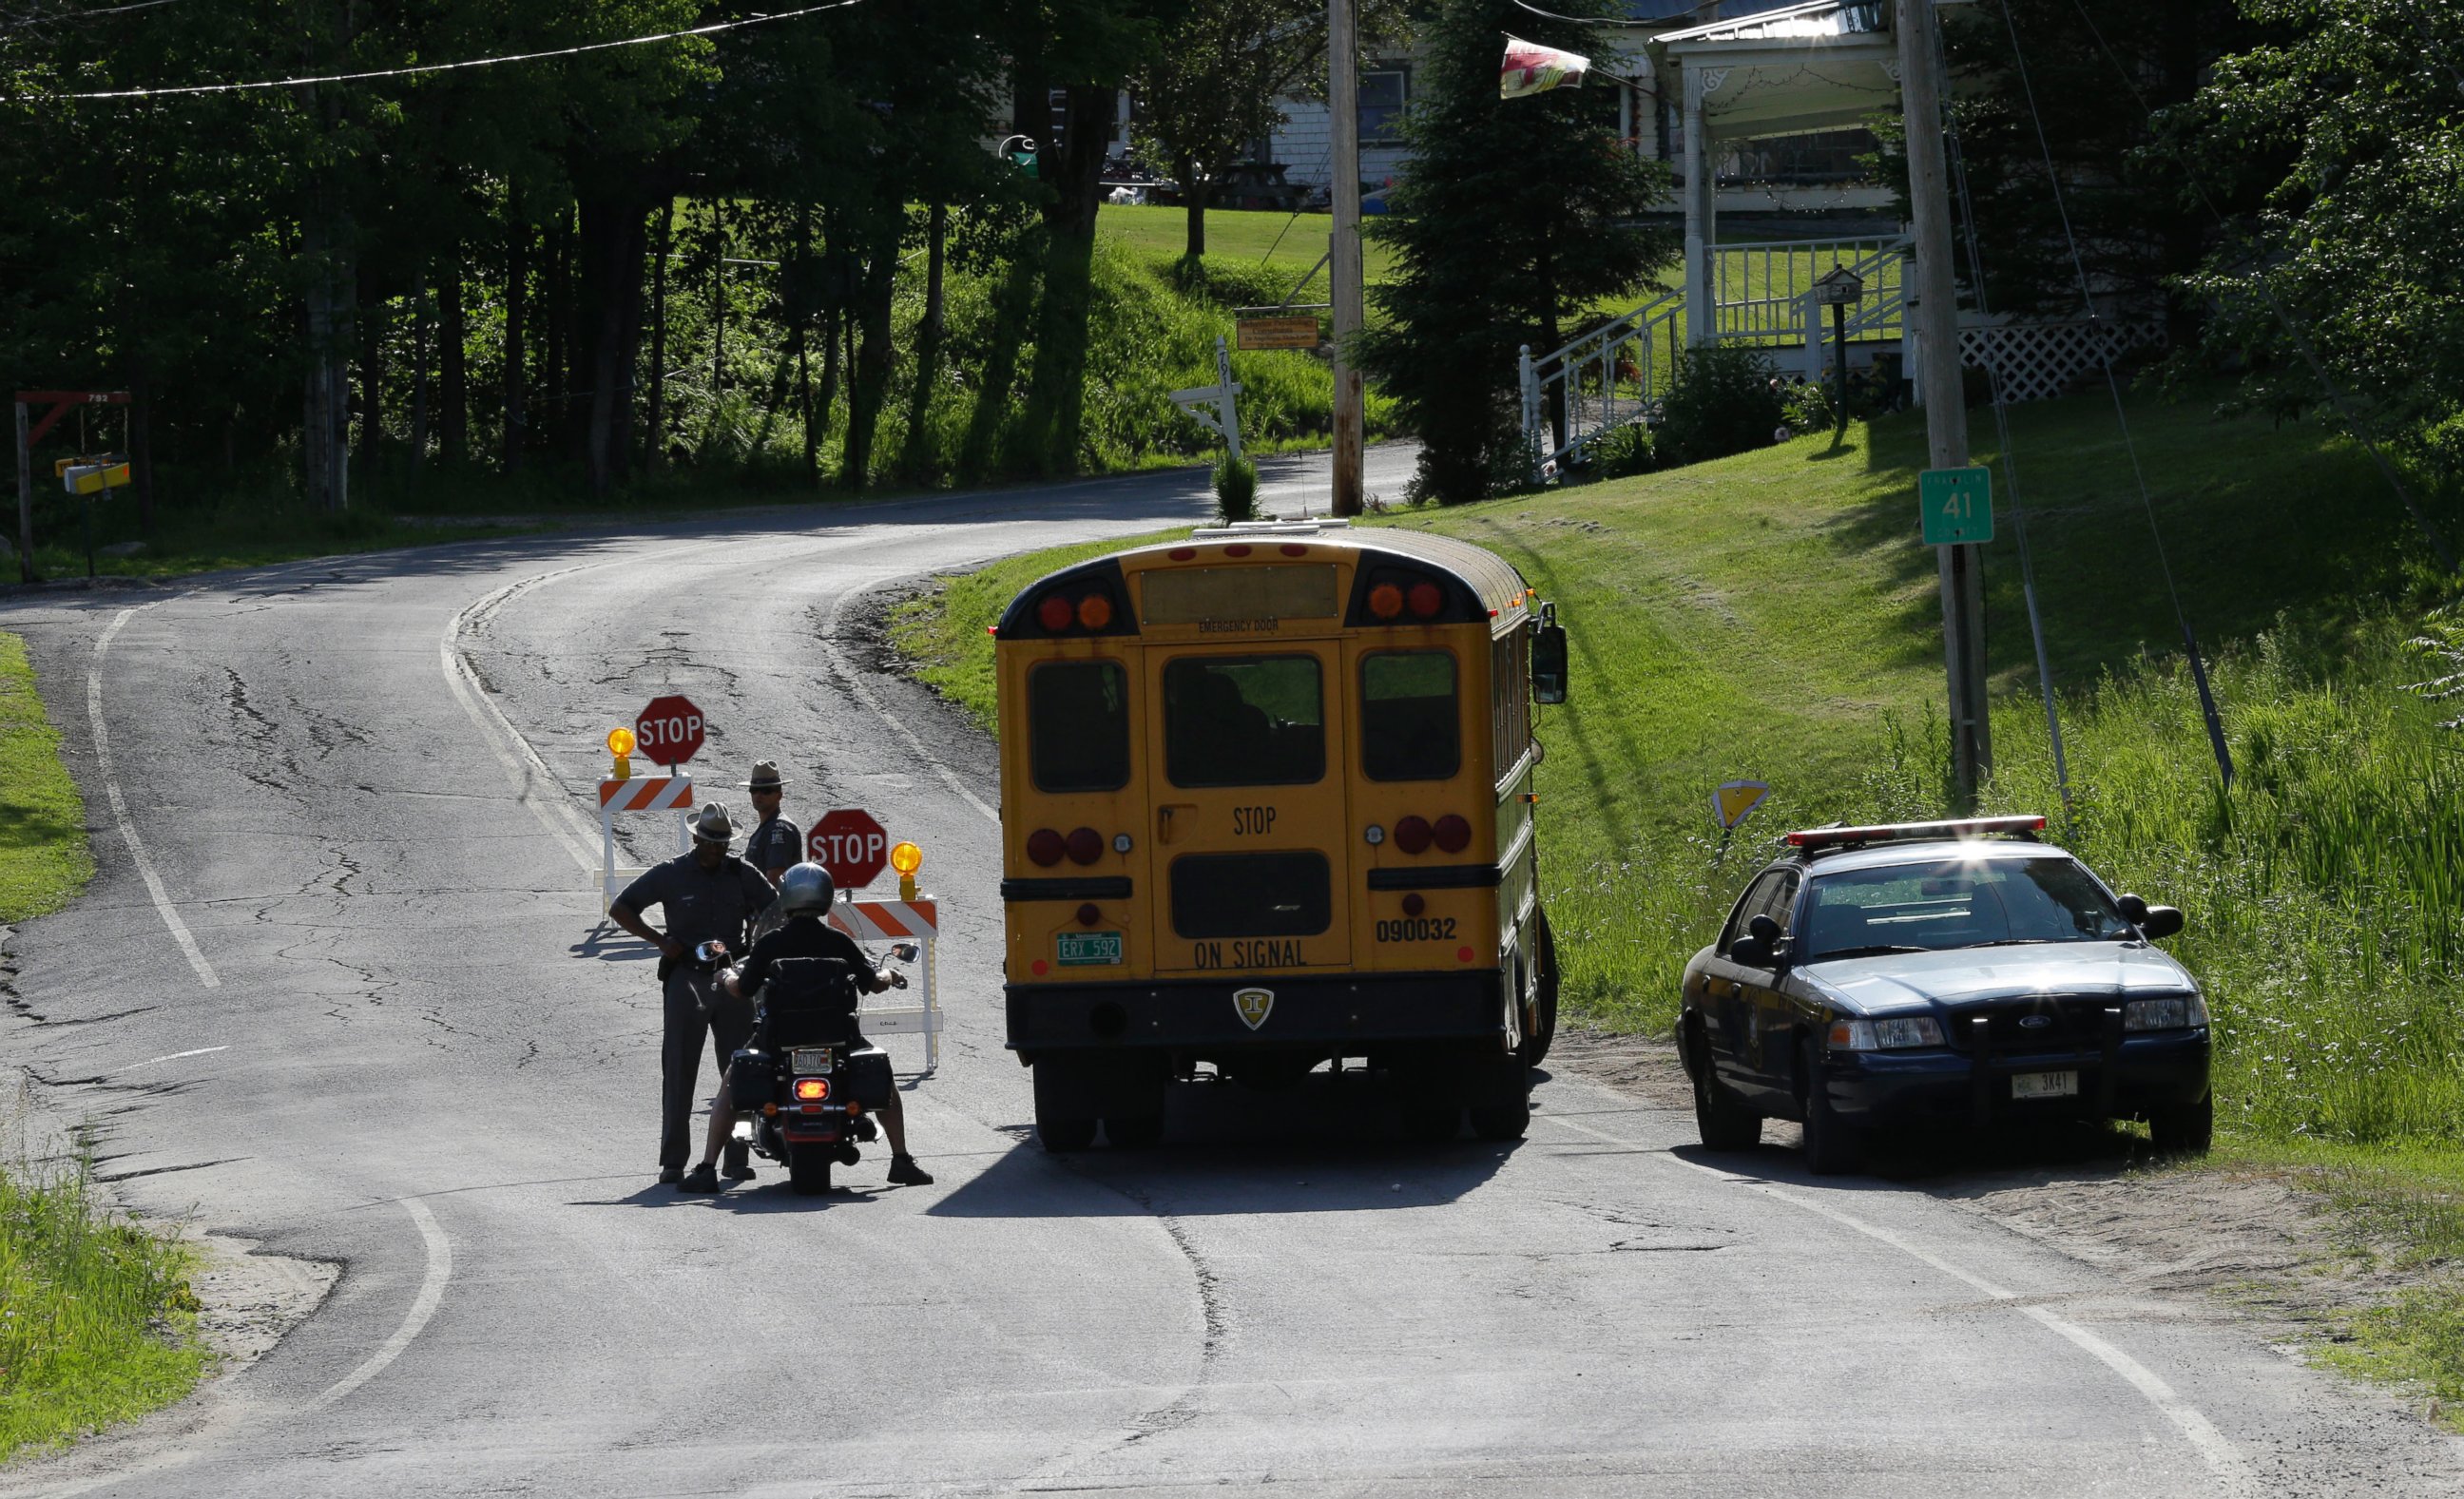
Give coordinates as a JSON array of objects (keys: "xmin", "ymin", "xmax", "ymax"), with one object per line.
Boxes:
[{"xmin": 1532, "ymin": 624, "xmax": 1569, "ymax": 704}]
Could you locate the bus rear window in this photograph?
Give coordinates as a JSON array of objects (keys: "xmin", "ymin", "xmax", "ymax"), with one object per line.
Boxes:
[
  {"xmin": 1361, "ymin": 650, "xmax": 1457, "ymax": 779},
  {"xmin": 1029, "ymin": 662, "xmax": 1129, "ymax": 792},
  {"xmin": 1164, "ymin": 656, "xmax": 1323, "ymax": 786}
]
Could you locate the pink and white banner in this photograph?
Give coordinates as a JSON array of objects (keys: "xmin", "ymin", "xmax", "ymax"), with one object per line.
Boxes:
[{"xmin": 1500, "ymin": 34, "xmax": 1590, "ymax": 98}]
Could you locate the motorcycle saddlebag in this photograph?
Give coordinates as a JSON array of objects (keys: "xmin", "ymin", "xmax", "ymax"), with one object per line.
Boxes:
[
  {"xmin": 727, "ymin": 1049, "xmax": 777, "ymax": 1111},
  {"xmin": 844, "ymin": 1047, "xmax": 895, "ymax": 1110}
]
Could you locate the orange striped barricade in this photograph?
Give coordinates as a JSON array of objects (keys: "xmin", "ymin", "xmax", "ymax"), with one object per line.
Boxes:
[
  {"xmin": 829, "ymin": 895, "xmax": 942, "ymax": 1074},
  {"xmin": 599, "ymin": 774, "xmax": 697, "ymax": 911}
]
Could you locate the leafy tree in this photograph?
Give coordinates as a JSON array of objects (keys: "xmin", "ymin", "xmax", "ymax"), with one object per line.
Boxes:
[
  {"xmin": 1356, "ymin": 0, "xmax": 1673, "ymax": 503},
  {"xmin": 1130, "ymin": 0, "xmax": 1410, "ymax": 259},
  {"xmin": 2171, "ymin": 0, "xmax": 2464, "ymax": 485},
  {"xmin": 1878, "ymin": 0, "xmax": 2250, "ymax": 339}
]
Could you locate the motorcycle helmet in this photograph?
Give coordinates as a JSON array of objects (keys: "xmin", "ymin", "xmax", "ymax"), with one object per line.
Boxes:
[{"xmin": 777, "ymin": 861, "xmax": 836, "ymax": 916}]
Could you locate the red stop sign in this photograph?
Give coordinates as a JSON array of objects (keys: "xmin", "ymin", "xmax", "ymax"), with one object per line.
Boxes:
[
  {"xmin": 634, "ymin": 694, "xmax": 706, "ymax": 767},
  {"xmin": 807, "ymin": 808, "xmax": 889, "ymax": 891}
]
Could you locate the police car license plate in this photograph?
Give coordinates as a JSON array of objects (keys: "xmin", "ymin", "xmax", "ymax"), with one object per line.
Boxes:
[
  {"xmin": 791, "ymin": 1047, "xmax": 835, "ymax": 1073},
  {"xmin": 2012, "ymin": 1069, "xmax": 2078, "ymax": 1100}
]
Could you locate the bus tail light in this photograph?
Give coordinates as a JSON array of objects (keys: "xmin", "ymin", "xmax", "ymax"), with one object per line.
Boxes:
[
  {"xmin": 1433, "ymin": 815, "xmax": 1471, "ymax": 853},
  {"xmin": 1368, "ymin": 583, "xmax": 1404, "ymax": 620},
  {"xmin": 1065, "ymin": 827, "xmax": 1104, "ymax": 865},
  {"xmin": 1408, "ymin": 582, "xmax": 1443, "ymax": 619},
  {"xmin": 1394, "ymin": 816, "xmax": 1433, "ymax": 855},
  {"xmin": 1026, "ymin": 828, "xmax": 1066, "ymax": 867},
  {"xmin": 1036, "ymin": 594, "xmax": 1073, "ymax": 632},
  {"xmin": 1076, "ymin": 593, "xmax": 1114, "ymax": 629}
]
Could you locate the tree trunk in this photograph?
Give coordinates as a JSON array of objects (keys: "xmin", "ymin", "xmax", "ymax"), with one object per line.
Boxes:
[
  {"xmin": 1045, "ymin": 85, "xmax": 1118, "ymax": 240},
  {"xmin": 579, "ymin": 192, "xmax": 649, "ymax": 496},
  {"xmin": 437, "ymin": 247, "xmax": 467, "ymax": 464},
  {"xmin": 543, "ymin": 210, "xmax": 568, "ymax": 452},
  {"xmin": 410, "ymin": 274, "xmax": 430, "ymax": 473},
  {"xmin": 302, "ymin": 202, "xmax": 354, "ymax": 511},
  {"xmin": 841, "ymin": 221, "xmax": 898, "ymax": 489},
  {"xmin": 356, "ymin": 281, "xmax": 387, "ymax": 480},
  {"xmin": 503, "ymin": 212, "xmax": 529, "ymax": 471},
  {"xmin": 1182, "ymin": 164, "xmax": 1208, "ymax": 259},
  {"xmin": 645, "ymin": 196, "xmax": 673, "ymax": 469},
  {"xmin": 795, "ymin": 206, "xmax": 817, "ymax": 481},
  {"xmin": 925, "ymin": 202, "xmax": 948, "ymax": 337},
  {"xmin": 709, "ymin": 199, "xmax": 727, "ymax": 404}
]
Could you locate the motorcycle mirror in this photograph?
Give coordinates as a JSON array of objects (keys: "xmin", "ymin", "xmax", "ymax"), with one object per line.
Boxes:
[
  {"xmin": 892, "ymin": 943, "xmax": 920, "ymax": 962},
  {"xmin": 695, "ymin": 940, "xmax": 727, "ymax": 965}
]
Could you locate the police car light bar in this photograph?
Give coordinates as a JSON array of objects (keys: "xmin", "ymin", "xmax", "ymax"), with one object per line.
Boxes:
[{"xmin": 1787, "ymin": 815, "xmax": 2047, "ymax": 851}]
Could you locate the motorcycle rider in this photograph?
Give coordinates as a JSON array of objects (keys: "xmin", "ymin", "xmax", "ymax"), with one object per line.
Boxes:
[
  {"xmin": 677, "ymin": 860, "xmax": 934, "ymax": 1191},
  {"xmin": 606, "ymin": 802, "xmax": 778, "ymax": 1185}
]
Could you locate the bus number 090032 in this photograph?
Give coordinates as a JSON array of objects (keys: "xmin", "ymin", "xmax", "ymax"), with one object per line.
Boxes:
[{"xmin": 1375, "ymin": 916, "xmax": 1457, "ymax": 944}]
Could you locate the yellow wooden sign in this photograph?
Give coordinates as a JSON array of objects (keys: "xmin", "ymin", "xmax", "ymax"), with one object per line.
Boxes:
[
  {"xmin": 1714, "ymin": 779, "xmax": 1771, "ymax": 830},
  {"xmin": 1236, "ymin": 315, "xmax": 1320, "ymax": 351}
]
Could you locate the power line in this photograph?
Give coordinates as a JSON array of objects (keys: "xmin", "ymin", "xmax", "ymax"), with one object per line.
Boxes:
[
  {"xmin": 2, "ymin": 0, "xmax": 189, "ymax": 30},
  {"xmin": 1994, "ymin": 0, "xmax": 2234, "ymax": 787},
  {"xmin": 8, "ymin": 0, "xmax": 874, "ymax": 102}
]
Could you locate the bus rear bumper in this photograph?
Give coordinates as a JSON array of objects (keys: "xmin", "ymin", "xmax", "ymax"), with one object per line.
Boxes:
[{"xmin": 1006, "ymin": 971, "xmax": 1507, "ymax": 1052}]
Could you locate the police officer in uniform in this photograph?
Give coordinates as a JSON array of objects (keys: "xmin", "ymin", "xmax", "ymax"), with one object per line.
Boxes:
[
  {"xmin": 607, "ymin": 802, "xmax": 777, "ymax": 1184},
  {"xmin": 741, "ymin": 759, "xmax": 801, "ymax": 888}
]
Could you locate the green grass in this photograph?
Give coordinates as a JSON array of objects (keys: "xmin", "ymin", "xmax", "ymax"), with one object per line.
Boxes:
[
  {"xmin": 0, "ymin": 634, "xmax": 90, "ymax": 921},
  {"xmin": 0, "ymin": 1121, "xmax": 209, "ymax": 1462},
  {"xmin": 0, "ymin": 639, "xmax": 205, "ymax": 1460}
]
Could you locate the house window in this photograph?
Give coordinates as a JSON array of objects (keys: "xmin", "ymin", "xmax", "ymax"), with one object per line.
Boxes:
[{"xmin": 1359, "ymin": 67, "xmax": 1407, "ymax": 142}]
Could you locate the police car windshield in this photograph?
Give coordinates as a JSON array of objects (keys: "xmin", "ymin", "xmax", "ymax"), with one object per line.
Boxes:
[{"xmin": 1800, "ymin": 856, "xmax": 2133, "ymax": 960}]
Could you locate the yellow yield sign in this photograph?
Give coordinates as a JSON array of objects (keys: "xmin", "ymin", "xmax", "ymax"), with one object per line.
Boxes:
[{"xmin": 1713, "ymin": 780, "xmax": 1771, "ymax": 831}]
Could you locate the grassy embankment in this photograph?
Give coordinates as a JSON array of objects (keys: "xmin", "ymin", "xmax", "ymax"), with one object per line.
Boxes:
[
  {"xmin": 892, "ymin": 386, "xmax": 2464, "ymax": 1413},
  {"xmin": 0, "ymin": 633, "xmax": 207, "ymax": 1460}
]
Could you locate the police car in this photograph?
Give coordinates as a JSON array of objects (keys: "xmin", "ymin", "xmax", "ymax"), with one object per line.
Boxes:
[{"xmin": 1676, "ymin": 816, "xmax": 2212, "ymax": 1173}]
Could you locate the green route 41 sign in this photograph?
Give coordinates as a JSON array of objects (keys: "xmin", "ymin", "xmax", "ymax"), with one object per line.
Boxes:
[{"xmin": 1918, "ymin": 466, "xmax": 1993, "ymax": 545}]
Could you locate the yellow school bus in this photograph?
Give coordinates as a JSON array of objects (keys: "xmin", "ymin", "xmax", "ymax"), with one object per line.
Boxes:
[{"xmin": 993, "ymin": 518, "xmax": 1569, "ymax": 1151}]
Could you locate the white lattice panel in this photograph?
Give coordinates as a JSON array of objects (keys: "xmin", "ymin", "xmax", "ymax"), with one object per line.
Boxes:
[{"xmin": 1958, "ymin": 319, "xmax": 2165, "ymax": 403}]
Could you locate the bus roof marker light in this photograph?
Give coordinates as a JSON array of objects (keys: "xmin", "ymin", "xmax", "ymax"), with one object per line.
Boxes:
[
  {"xmin": 1035, "ymin": 594, "xmax": 1074, "ymax": 632},
  {"xmin": 1168, "ymin": 548, "xmax": 1196, "ymax": 561},
  {"xmin": 1224, "ymin": 543, "xmax": 1253, "ymax": 558},
  {"xmin": 1280, "ymin": 543, "xmax": 1309, "ymax": 557}
]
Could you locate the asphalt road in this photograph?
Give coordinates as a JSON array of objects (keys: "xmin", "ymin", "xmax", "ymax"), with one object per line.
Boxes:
[{"xmin": 4, "ymin": 444, "xmax": 2459, "ymax": 1497}]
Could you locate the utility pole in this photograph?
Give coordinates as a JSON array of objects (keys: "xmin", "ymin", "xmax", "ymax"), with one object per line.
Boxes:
[
  {"xmin": 1327, "ymin": 0, "xmax": 1364, "ymax": 516},
  {"xmin": 1898, "ymin": 0, "xmax": 1990, "ymax": 805}
]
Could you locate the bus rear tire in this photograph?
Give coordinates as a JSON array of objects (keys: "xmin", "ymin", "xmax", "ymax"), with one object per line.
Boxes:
[
  {"xmin": 1033, "ymin": 1062, "xmax": 1099, "ymax": 1153},
  {"xmin": 1516, "ymin": 908, "xmax": 1561, "ymax": 1068},
  {"xmin": 1469, "ymin": 1093, "xmax": 1530, "ymax": 1141},
  {"xmin": 1400, "ymin": 1099, "xmax": 1462, "ymax": 1143}
]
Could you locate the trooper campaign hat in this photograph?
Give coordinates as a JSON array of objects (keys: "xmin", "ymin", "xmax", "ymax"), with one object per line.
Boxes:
[
  {"xmin": 687, "ymin": 802, "xmax": 736, "ymax": 845},
  {"xmin": 744, "ymin": 759, "xmax": 787, "ymax": 793}
]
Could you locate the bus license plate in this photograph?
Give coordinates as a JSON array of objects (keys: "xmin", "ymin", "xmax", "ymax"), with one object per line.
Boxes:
[
  {"xmin": 2012, "ymin": 1070, "xmax": 2078, "ymax": 1100},
  {"xmin": 1056, "ymin": 932, "xmax": 1124, "ymax": 967}
]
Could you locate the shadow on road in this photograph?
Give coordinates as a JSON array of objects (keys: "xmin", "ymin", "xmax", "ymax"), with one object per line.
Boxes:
[
  {"xmin": 1669, "ymin": 1117, "xmax": 2166, "ymax": 1199},
  {"xmin": 930, "ymin": 1070, "xmax": 1525, "ymax": 1219}
]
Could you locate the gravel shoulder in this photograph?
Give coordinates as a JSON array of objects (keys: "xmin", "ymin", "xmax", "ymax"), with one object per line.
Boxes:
[{"xmin": 1549, "ymin": 1028, "xmax": 2463, "ymax": 1429}]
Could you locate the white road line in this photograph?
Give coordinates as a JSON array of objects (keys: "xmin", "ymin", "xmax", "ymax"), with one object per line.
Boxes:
[
  {"xmin": 1547, "ymin": 1111, "xmax": 2254, "ymax": 1492},
  {"xmin": 820, "ymin": 592, "xmax": 999, "ymax": 825},
  {"xmin": 115, "ymin": 1044, "xmax": 230, "ymax": 1073},
  {"xmin": 438, "ymin": 572, "xmax": 616, "ymax": 876},
  {"xmin": 305, "ymin": 1196, "xmax": 453, "ymax": 1413},
  {"xmin": 89, "ymin": 605, "xmax": 221, "ymax": 989}
]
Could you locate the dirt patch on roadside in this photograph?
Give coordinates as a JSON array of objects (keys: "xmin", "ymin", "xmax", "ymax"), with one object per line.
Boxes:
[{"xmin": 1548, "ymin": 1027, "xmax": 2453, "ymax": 1413}]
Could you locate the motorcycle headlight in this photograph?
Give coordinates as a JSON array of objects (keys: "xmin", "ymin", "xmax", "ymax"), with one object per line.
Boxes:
[
  {"xmin": 2124, "ymin": 995, "xmax": 2209, "ymax": 1031},
  {"xmin": 1827, "ymin": 1015, "xmax": 1944, "ymax": 1050}
]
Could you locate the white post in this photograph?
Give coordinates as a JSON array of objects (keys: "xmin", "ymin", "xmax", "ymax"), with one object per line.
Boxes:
[
  {"xmin": 1683, "ymin": 64, "xmax": 1714, "ymax": 347},
  {"xmin": 1518, "ymin": 343, "xmax": 1540, "ymax": 483},
  {"xmin": 1328, "ymin": 0, "xmax": 1364, "ymax": 516},
  {"xmin": 1215, "ymin": 336, "xmax": 1243, "ymax": 464},
  {"xmin": 1804, "ymin": 290, "xmax": 1828, "ymax": 383}
]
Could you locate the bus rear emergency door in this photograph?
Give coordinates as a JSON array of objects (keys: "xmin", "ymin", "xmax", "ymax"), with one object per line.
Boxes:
[{"xmin": 1145, "ymin": 644, "xmax": 1353, "ymax": 974}]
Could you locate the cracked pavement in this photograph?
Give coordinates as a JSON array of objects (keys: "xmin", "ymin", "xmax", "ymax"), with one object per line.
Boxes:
[{"xmin": 3, "ymin": 445, "xmax": 2462, "ymax": 1496}]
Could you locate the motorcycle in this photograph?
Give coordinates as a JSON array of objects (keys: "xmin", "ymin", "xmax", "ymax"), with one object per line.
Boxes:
[{"xmin": 718, "ymin": 941, "xmax": 915, "ymax": 1195}]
